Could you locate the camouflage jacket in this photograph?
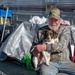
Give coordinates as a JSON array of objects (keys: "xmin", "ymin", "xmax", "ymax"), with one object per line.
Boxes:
[{"xmin": 33, "ymin": 25, "xmax": 71, "ymax": 61}]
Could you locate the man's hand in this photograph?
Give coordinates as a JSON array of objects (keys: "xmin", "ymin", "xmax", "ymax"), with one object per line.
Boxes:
[
  {"xmin": 32, "ymin": 44, "xmax": 47, "ymax": 56},
  {"xmin": 33, "ymin": 44, "xmax": 46, "ymax": 52}
]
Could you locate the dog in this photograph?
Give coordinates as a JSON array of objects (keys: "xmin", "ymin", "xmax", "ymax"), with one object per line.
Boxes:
[{"xmin": 31, "ymin": 29, "xmax": 58, "ymax": 70}]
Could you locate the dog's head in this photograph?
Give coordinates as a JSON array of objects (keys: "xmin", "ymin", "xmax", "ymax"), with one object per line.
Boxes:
[{"xmin": 42, "ymin": 30, "xmax": 54, "ymax": 42}]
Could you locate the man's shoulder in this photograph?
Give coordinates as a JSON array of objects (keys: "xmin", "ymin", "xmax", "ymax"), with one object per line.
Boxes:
[{"xmin": 60, "ymin": 25, "xmax": 70, "ymax": 31}]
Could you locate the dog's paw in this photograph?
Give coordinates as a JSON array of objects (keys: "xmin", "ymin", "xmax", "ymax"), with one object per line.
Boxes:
[{"xmin": 45, "ymin": 61, "xmax": 50, "ymax": 66}]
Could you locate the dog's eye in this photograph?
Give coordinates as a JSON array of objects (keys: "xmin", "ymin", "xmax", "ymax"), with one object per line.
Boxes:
[{"xmin": 49, "ymin": 33, "xmax": 52, "ymax": 35}]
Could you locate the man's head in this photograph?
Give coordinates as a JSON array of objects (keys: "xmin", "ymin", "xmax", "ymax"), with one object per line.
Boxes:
[{"xmin": 48, "ymin": 8, "xmax": 61, "ymax": 32}]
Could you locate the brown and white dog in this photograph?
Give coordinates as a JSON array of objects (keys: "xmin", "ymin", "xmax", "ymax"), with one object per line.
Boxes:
[{"xmin": 31, "ymin": 29, "xmax": 58, "ymax": 70}]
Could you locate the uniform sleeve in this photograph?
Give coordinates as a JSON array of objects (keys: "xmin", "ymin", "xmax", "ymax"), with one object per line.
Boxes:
[{"xmin": 46, "ymin": 27, "xmax": 71, "ymax": 52}]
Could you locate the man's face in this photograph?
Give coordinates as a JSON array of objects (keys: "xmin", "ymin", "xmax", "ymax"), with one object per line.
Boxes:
[{"xmin": 48, "ymin": 18, "xmax": 61, "ymax": 32}]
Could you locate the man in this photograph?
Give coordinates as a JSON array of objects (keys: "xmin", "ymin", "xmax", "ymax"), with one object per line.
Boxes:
[{"xmin": 32, "ymin": 8, "xmax": 75, "ymax": 75}]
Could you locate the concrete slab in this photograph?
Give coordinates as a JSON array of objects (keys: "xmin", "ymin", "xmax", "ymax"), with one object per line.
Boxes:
[
  {"xmin": 0, "ymin": 59, "xmax": 68, "ymax": 75},
  {"xmin": 0, "ymin": 60, "xmax": 36, "ymax": 75}
]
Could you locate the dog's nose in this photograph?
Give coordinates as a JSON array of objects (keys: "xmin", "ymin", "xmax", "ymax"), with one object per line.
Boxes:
[{"xmin": 48, "ymin": 35, "xmax": 51, "ymax": 39}]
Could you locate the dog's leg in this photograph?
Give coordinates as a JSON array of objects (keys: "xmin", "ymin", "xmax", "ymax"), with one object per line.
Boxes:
[
  {"xmin": 31, "ymin": 48, "xmax": 39, "ymax": 70},
  {"xmin": 42, "ymin": 51, "xmax": 50, "ymax": 66},
  {"xmin": 32, "ymin": 57, "xmax": 38, "ymax": 69}
]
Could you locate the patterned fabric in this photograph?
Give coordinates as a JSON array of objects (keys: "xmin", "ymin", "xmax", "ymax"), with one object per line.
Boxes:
[{"xmin": 49, "ymin": 8, "xmax": 60, "ymax": 20}]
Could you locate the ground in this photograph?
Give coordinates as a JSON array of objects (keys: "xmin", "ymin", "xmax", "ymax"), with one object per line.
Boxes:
[
  {"xmin": 0, "ymin": 59, "xmax": 68, "ymax": 75},
  {"xmin": 0, "ymin": 59, "xmax": 36, "ymax": 75}
]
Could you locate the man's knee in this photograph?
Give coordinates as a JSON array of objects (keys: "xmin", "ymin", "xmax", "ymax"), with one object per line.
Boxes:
[{"xmin": 39, "ymin": 64, "xmax": 57, "ymax": 75}]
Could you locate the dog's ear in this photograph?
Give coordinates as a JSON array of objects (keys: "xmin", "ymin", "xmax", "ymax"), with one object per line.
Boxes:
[
  {"xmin": 42, "ymin": 30, "xmax": 48, "ymax": 35},
  {"xmin": 39, "ymin": 30, "xmax": 48, "ymax": 40},
  {"xmin": 38, "ymin": 30, "xmax": 44, "ymax": 41}
]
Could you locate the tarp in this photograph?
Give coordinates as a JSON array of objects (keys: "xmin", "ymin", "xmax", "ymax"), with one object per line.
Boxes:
[
  {"xmin": 0, "ymin": 21, "xmax": 39, "ymax": 61},
  {"xmin": 0, "ymin": 9, "xmax": 12, "ymax": 18}
]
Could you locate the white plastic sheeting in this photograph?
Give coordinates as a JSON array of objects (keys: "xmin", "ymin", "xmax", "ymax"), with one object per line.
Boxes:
[
  {"xmin": 0, "ymin": 21, "xmax": 39, "ymax": 61},
  {"xmin": 69, "ymin": 25, "xmax": 75, "ymax": 59},
  {"xmin": 29, "ymin": 16, "xmax": 47, "ymax": 25}
]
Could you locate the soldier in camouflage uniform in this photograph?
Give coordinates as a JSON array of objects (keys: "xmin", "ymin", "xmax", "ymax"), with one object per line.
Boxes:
[{"xmin": 32, "ymin": 8, "xmax": 75, "ymax": 75}]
